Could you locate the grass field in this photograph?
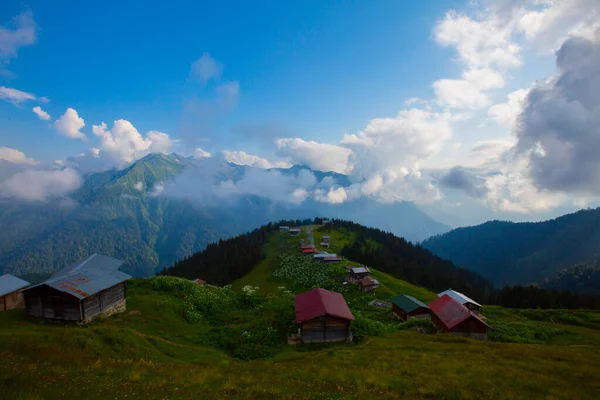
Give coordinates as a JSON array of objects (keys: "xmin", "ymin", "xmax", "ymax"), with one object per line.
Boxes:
[{"xmin": 2, "ymin": 226, "xmax": 600, "ymax": 399}]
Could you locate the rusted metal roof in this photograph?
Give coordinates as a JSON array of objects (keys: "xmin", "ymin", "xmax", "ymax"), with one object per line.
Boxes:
[
  {"xmin": 360, "ymin": 278, "xmax": 379, "ymax": 286},
  {"xmin": 429, "ymin": 294, "xmax": 491, "ymax": 330},
  {"xmin": 295, "ymin": 288, "xmax": 354, "ymax": 323},
  {"xmin": 303, "ymin": 248, "xmax": 317, "ymax": 254},
  {"xmin": 0, "ymin": 274, "xmax": 30, "ymax": 297},
  {"xmin": 437, "ymin": 289, "xmax": 482, "ymax": 308},
  {"xmin": 193, "ymin": 279, "xmax": 206, "ymax": 285},
  {"xmin": 23, "ymin": 254, "xmax": 131, "ymax": 299}
]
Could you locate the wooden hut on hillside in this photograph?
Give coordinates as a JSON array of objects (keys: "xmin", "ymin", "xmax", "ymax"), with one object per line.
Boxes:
[
  {"xmin": 429, "ymin": 294, "xmax": 491, "ymax": 340},
  {"xmin": 390, "ymin": 294, "xmax": 431, "ymax": 321},
  {"xmin": 0, "ymin": 274, "xmax": 30, "ymax": 312},
  {"xmin": 192, "ymin": 278, "xmax": 206, "ymax": 286},
  {"xmin": 290, "ymin": 227, "xmax": 301, "ymax": 236},
  {"xmin": 358, "ymin": 278, "xmax": 379, "ymax": 292},
  {"xmin": 294, "ymin": 288, "xmax": 355, "ymax": 343},
  {"xmin": 23, "ymin": 254, "xmax": 132, "ymax": 324},
  {"xmin": 437, "ymin": 289, "xmax": 483, "ymax": 315},
  {"xmin": 348, "ymin": 267, "xmax": 370, "ymax": 283}
]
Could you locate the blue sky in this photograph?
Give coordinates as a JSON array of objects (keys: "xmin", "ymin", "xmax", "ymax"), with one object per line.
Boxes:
[{"xmin": 1, "ymin": 0, "xmax": 599, "ymax": 226}]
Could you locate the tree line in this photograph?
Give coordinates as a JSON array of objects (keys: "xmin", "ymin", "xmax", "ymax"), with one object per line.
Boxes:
[
  {"xmin": 331, "ymin": 219, "xmax": 600, "ymax": 309},
  {"xmin": 160, "ymin": 219, "xmax": 314, "ymax": 285}
]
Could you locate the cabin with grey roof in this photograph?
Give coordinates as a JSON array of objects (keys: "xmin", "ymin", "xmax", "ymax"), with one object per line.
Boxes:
[{"xmin": 22, "ymin": 254, "xmax": 131, "ymax": 323}]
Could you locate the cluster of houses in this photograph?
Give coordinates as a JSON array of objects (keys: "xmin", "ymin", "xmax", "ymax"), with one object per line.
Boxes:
[
  {"xmin": 299, "ymin": 239, "xmax": 342, "ymax": 263},
  {"xmin": 292, "ymin": 287, "xmax": 491, "ymax": 344}
]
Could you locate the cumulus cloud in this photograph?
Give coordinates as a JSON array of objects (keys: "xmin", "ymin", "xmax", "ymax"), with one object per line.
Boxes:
[
  {"xmin": 438, "ymin": 167, "xmax": 489, "ymax": 199},
  {"xmin": 32, "ymin": 105, "xmax": 50, "ymax": 120},
  {"xmin": 0, "ymin": 86, "xmax": 36, "ymax": 104},
  {"xmin": 0, "ymin": 146, "xmax": 37, "ymax": 165},
  {"xmin": 275, "ymin": 138, "xmax": 352, "ymax": 174},
  {"xmin": 314, "ymin": 187, "xmax": 348, "ymax": 204},
  {"xmin": 191, "ymin": 52, "xmax": 221, "ymax": 83},
  {"xmin": 488, "ymin": 88, "xmax": 529, "ymax": 128},
  {"xmin": 133, "ymin": 181, "xmax": 144, "ymax": 191},
  {"xmin": 54, "ymin": 108, "xmax": 86, "ymax": 140},
  {"xmin": 223, "ymin": 150, "xmax": 290, "ymax": 169},
  {"xmin": 194, "ymin": 147, "xmax": 212, "ymax": 159},
  {"xmin": 0, "ymin": 10, "xmax": 37, "ymax": 74},
  {"xmin": 94, "ymin": 119, "xmax": 174, "ymax": 167},
  {"xmin": 513, "ymin": 29, "xmax": 600, "ymax": 195},
  {"xmin": 434, "ymin": 68, "xmax": 505, "ymax": 109},
  {"xmin": 0, "ymin": 168, "xmax": 82, "ymax": 201}
]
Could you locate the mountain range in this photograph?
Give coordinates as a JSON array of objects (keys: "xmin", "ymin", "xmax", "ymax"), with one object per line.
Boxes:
[
  {"xmin": 422, "ymin": 208, "xmax": 600, "ymax": 290},
  {"xmin": 0, "ymin": 153, "xmax": 449, "ymax": 278}
]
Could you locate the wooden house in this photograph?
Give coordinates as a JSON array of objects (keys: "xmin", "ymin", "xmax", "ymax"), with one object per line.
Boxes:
[
  {"xmin": 0, "ymin": 274, "xmax": 30, "ymax": 312},
  {"xmin": 358, "ymin": 278, "xmax": 379, "ymax": 291},
  {"xmin": 279, "ymin": 226, "xmax": 290, "ymax": 232},
  {"xmin": 313, "ymin": 253, "xmax": 336, "ymax": 262},
  {"xmin": 23, "ymin": 254, "xmax": 132, "ymax": 324},
  {"xmin": 303, "ymin": 248, "xmax": 317, "ymax": 255},
  {"xmin": 429, "ymin": 294, "xmax": 492, "ymax": 340},
  {"xmin": 290, "ymin": 227, "xmax": 301, "ymax": 236},
  {"xmin": 348, "ymin": 267, "xmax": 370, "ymax": 282},
  {"xmin": 390, "ymin": 294, "xmax": 431, "ymax": 321},
  {"xmin": 294, "ymin": 288, "xmax": 354, "ymax": 343},
  {"xmin": 192, "ymin": 279, "xmax": 206, "ymax": 286},
  {"xmin": 323, "ymin": 256, "xmax": 342, "ymax": 264},
  {"xmin": 437, "ymin": 289, "xmax": 483, "ymax": 315}
]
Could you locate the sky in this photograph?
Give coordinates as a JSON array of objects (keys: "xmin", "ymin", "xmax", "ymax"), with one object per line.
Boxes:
[{"xmin": 1, "ymin": 0, "xmax": 600, "ymax": 227}]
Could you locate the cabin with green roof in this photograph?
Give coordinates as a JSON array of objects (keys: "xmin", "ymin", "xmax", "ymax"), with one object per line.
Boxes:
[{"xmin": 391, "ymin": 293, "xmax": 431, "ymax": 321}]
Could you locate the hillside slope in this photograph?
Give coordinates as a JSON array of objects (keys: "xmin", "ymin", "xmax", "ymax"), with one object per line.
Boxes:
[
  {"xmin": 422, "ymin": 208, "xmax": 600, "ymax": 287},
  {"xmin": 2, "ymin": 228, "xmax": 600, "ymax": 399}
]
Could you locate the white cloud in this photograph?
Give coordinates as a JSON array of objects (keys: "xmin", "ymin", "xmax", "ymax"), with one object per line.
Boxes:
[
  {"xmin": 488, "ymin": 88, "xmax": 529, "ymax": 128},
  {"xmin": 94, "ymin": 119, "xmax": 174, "ymax": 167},
  {"xmin": 433, "ymin": 79, "xmax": 492, "ymax": 109},
  {"xmin": 223, "ymin": 150, "xmax": 290, "ymax": 169},
  {"xmin": 0, "ymin": 168, "xmax": 82, "ymax": 201},
  {"xmin": 314, "ymin": 187, "xmax": 348, "ymax": 204},
  {"xmin": 191, "ymin": 52, "xmax": 221, "ymax": 83},
  {"xmin": 0, "ymin": 86, "xmax": 36, "ymax": 104},
  {"xmin": 194, "ymin": 147, "xmax": 212, "ymax": 159},
  {"xmin": 32, "ymin": 105, "xmax": 50, "ymax": 120},
  {"xmin": 54, "ymin": 108, "xmax": 86, "ymax": 140},
  {"xmin": 275, "ymin": 138, "xmax": 352, "ymax": 174},
  {"xmin": 434, "ymin": 10, "xmax": 521, "ymax": 69},
  {"xmin": 89, "ymin": 147, "xmax": 100, "ymax": 158},
  {"xmin": 0, "ymin": 10, "xmax": 37, "ymax": 73},
  {"xmin": 217, "ymin": 81, "xmax": 240, "ymax": 107},
  {"xmin": 0, "ymin": 146, "xmax": 37, "ymax": 165},
  {"xmin": 133, "ymin": 181, "xmax": 144, "ymax": 191}
]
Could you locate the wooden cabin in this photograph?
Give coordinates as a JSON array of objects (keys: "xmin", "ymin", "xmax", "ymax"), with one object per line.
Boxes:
[
  {"xmin": 429, "ymin": 294, "xmax": 491, "ymax": 340},
  {"xmin": 348, "ymin": 267, "xmax": 370, "ymax": 282},
  {"xmin": 390, "ymin": 293, "xmax": 431, "ymax": 321},
  {"xmin": 358, "ymin": 278, "xmax": 379, "ymax": 292},
  {"xmin": 193, "ymin": 278, "xmax": 206, "ymax": 286},
  {"xmin": 279, "ymin": 226, "xmax": 290, "ymax": 232},
  {"xmin": 23, "ymin": 254, "xmax": 132, "ymax": 324},
  {"xmin": 321, "ymin": 235, "xmax": 331, "ymax": 243},
  {"xmin": 313, "ymin": 253, "xmax": 336, "ymax": 262},
  {"xmin": 294, "ymin": 288, "xmax": 354, "ymax": 343},
  {"xmin": 303, "ymin": 248, "xmax": 317, "ymax": 255},
  {"xmin": 0, "ymin": 274, "xmax": 30, "ymax": 312},
  {"xmin": 290, "ymin": 227, "xmax": 301, "ymax": 236},
  {"xmin": 437, "ymin": 289, "xmax": 483, "ymax": 315},
  {"xmin": 323, "ymin": 256, "xmax": 342, "ymax": 264}
]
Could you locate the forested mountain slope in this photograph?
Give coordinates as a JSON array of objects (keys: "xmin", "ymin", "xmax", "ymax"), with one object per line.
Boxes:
[{"xmin": 421, "ymin": 208, "xmax": 600, "ymax": 287}]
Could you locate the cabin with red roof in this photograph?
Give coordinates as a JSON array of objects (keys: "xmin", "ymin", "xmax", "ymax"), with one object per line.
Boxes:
[
  {"xmin": 358, "ymin": 278, "xmax": 379, "ymax": 292},
  {"xmin": 294, "ymin": 288, "xmax": 355, "ymax": 343},
  {"xmin": 429, "ymin": 294, "xmax": 492, "ymax": 340},
  {"xmin": 192, "ymin": 278, "xmax": 206, "ymax": 286}
]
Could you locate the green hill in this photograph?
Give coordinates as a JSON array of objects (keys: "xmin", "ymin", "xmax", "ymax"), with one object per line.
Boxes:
[
  {"xmin": 2, "ymin": 225, "xmax": 600, "ymax": 399},
  {"xmin": 422, "ymin": 208, "xmax": 600, "ymax": 288}
]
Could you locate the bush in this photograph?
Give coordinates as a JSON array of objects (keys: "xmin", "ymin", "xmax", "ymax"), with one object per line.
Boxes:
[
  {"xmin": 352, "ymin": 315, "xmax": 395, "ymax": 341},
  {"xmin": 489, "ymin": 320, "xmax": 566, "ymax": 344},
  {"xmin": 273, "ymin": 254, "xmax": 343, "ymax": 291}
]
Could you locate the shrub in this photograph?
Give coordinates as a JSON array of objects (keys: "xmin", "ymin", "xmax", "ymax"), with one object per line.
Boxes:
[{"xmin": 352, "ymin": 314, "xmax": 395, "ymax": 341}]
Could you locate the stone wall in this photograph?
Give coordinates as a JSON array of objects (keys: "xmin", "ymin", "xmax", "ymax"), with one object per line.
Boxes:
[{"xmin": 81, "ymin": 299, "xmax": 126, "ymax": 324}]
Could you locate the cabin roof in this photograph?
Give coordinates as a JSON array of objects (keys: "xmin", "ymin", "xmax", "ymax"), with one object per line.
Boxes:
[
  {"xmin": 360, "ymin": 278, "xmax": 379, "ymax": 286},
  {"xmin": 0, "ymin": 274, "xmax": 30, "ymax": 297},
  {"xmin": 24, "ymin": 254, "xmax": 131, "ymax": 300},
  {"xmin": 350, "ymin": 267, "xmax": 369, "ymax": 274},
  {"xmin": 303, "ymin": 249, "xmax": 317, "ymax": 254},
  {"xmin": 193, "ymin": 279, "xmax": 206, "ymax": 285},
  {"xmin": 294, "ymin": 288, "xmax": 355, "ymax": 323},
  {"xmin": 313, "ymin": 253, "xmax": 335, "ymax": 258},
  {"xmin": 391, "ymin": 293, "xmax": 430, "ymax": 313},
  {"xmin": 429, "ymin": 294, "xmax": 490, "ymax": 330},
  {"xmin": 437, "ymin": 289, "xmax": 482, "ymax": 308}
]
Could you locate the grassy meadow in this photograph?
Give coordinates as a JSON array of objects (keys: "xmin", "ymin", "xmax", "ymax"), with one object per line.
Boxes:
[{"xmin": 2, "ymin": 227, "xmax": 600, "ymax": 399}]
